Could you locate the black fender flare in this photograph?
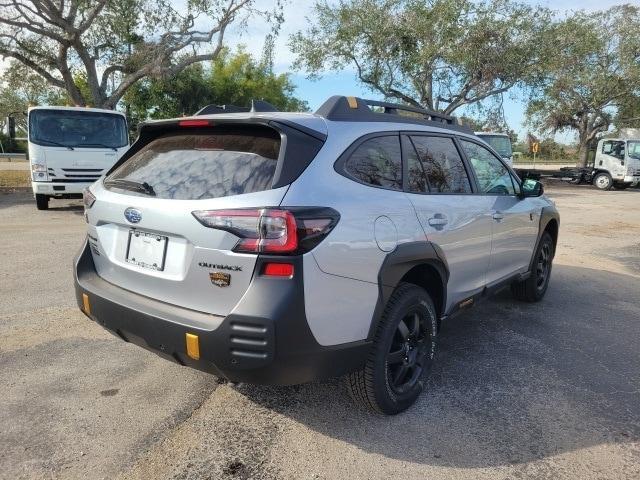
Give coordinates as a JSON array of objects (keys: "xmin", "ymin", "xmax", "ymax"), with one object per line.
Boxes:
[
  {"xmin": 366, "ymin": 241, "xmax": 449, "ymax": 341},
  {"xmin": 528, "ymin": 206, "xmax": 560, "ymax": 273}
]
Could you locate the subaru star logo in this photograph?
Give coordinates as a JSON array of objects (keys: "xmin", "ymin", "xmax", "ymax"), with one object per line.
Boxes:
[{"xmin": 124, "ymin": 207, "xmax": 142, "ymax": 224}]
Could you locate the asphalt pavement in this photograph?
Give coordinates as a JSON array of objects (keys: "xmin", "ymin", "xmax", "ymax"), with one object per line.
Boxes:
[{"xmin": 0, "ymin": 182, "xmax": 639, "ymax": 480}]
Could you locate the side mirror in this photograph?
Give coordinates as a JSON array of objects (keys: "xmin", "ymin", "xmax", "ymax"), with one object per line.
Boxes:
[{"xmin": 521, "ymin": 179, "xmax": 544, "ymax": 198}]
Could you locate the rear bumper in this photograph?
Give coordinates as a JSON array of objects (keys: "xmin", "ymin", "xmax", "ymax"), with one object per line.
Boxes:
[
  {"xmin": 73, "ymin": 240, "xmax": 370, "ymax": 385},
  {"xmin": 32, "ymin": 181, "xmax": 91, "ymax": 195}
]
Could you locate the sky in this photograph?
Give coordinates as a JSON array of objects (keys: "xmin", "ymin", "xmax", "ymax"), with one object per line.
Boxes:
[{"xmin": 223, "ymin": 0, "xmax": 634, "ymax": 144}]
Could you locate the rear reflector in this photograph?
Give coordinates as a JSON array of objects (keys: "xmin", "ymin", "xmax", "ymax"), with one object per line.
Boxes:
[
  {"xmin": 185, "ymin": 333, "xmax": 200, "ymax": 360},
  {"xmin": 179, "ymin": 119, "xmax": 210, "ymax": 127},
  {"xmin": 263, "ymin": 263, "xmax": 294, "ymax": 277},
  {"xmin": 82, "ymin": 293, "xmax": 91, "ymax": 315}
]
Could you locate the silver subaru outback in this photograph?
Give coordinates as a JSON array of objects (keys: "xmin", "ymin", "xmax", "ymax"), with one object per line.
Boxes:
[{"xmin": 74, "ymin": 96, "xmax": 559, "ymax": 415}]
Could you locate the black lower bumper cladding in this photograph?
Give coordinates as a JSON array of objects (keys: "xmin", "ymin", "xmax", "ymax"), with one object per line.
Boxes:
[{"xmin": 73, "ymin": 240, "xmax": 370, "ymax": 385}]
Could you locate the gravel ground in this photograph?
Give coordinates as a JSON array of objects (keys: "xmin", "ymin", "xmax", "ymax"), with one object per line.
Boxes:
[{"xmin": 0, "ymin": 181, "xmax": 639, "ymax": 480}]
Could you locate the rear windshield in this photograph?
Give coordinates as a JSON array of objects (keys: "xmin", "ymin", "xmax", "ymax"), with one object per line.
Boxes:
[{"xmin": 105, "ymin": 126, "xmax": 281, "ymax": 200}]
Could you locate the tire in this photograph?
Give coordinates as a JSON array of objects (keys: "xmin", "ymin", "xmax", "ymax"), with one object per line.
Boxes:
[
  {"xmin": 35, "ymin": 194, "xmax": 49, "ymax": 210},
  {"xmin": 511, "ymin": 232, "xmax": 554, "ymax": 302},
  {"xmin": 346, "ymin": 283, "xmax": 438, "ymax": 415},
  {"xmin": 593, "ymin": 172, "xmax": 613, "ymax": 190}
]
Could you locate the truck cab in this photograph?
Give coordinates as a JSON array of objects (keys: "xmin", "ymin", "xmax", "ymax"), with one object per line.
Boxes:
[
  {"xmin": 592, "ymin": 138, "xmax": 640, "ymax": 190},
  {"xmin": 28, "ymin": 106, "xmax": 129, "ymax": 210},
  {"xmin": 475, "ymin": 132, "xmax": 514, "ymax": 167}
]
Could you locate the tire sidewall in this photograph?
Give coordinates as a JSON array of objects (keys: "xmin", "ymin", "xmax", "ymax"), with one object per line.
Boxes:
[
  {"xmin": 533, "ymin": 233, "xmax": 554, "ymax": 299},
  {"xmin": 594, "ymin": 173, "xmax": 612, "ymax": 190},
  {"xmin": 372, "ymin": 286, "xmax": 437, "ymax": 414}
]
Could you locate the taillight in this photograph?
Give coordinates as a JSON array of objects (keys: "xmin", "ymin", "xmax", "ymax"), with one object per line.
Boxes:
[
  {"xmin": 83, "ymin": 188, "xmax": 96, "ymax": 209},
  {"xmin": 192, "ymin": 207, "xmax": 339, "ymax": 255}
]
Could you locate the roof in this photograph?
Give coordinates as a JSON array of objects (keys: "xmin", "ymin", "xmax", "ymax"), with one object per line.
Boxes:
[
  {"xmin": 141, "ymin": 95, "xmax": 473, "ymax": 138},
  {"xmin": 28, "ymin": 105, "xmax": 126, "ymax": 116}
]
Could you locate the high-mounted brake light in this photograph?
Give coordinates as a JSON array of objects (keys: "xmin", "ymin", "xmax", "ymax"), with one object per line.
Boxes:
[
  {"xmin": 178, "ymin": 119, "xmax": 210, "ymax": 127},
  {"xmin": 192, "ymin": 207, "xmax": 339, "ymax": 255}
]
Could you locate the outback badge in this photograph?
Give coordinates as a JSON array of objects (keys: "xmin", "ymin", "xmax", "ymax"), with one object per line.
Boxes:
[{"xmin": 210, "ymin": 271, "xmax": 231, "ymax": 288}]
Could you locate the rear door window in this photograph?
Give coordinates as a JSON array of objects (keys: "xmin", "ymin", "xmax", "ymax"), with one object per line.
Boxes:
[
  {"xmin": 343, "ymin": 136, "xmax": 402, "ymax": 190},
  {"xmin": 106, "ymin": 126, "xmax": 281, "ymax": 200},
  {"xmin": 409, "ymin": 136, "xmax": 472, "ymax": 193}
]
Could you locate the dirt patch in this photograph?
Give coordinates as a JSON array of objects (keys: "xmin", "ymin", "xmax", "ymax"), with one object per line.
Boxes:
[{"xmin": 0, "ymin": 170, "xmax": 30, "ymax": 188}]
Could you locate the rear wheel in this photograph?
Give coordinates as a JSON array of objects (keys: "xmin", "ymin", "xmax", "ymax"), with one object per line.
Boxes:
[
  {"xmin": 35, "ymin": 194, "xmax": 49, "ymax": 210},
  {"xmin": 346, "ymin": 283, "xmax": 437, "ymax": 415},
  {"xmin": 511, "ymin": 232, "xmax": 554, "ymax": 302},
  {"xmin": 593, "ymin": 172, "xmax": 613, "ymax": 190}
]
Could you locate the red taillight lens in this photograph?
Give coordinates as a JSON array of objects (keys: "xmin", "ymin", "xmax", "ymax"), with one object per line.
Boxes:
[
  {"xmin": 178, "ymin": 119, "xmax": 210, "ymax": 127},
  {"xmin": 192, "ymin": 207, "xmax": 339, "ymax": 255},
  {"xmin": 263, "ymin": 263, "xmax": 294, "ymax": 277},
  {"xmin": 192, "ymin": 208, "xmax": 298, "ymax": 254}
]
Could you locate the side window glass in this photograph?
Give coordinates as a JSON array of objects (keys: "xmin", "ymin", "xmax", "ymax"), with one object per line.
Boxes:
[
  {"xmin": 602, "ymin": 141, "xmax": 613, "ymax": 154},
  {"xmin": 409, "ymin": 136, "xmax": 472, "ymax": 193},
  {"xmin": 461, "ymin": 140, "xmax": 516, "ymax": 195},
  {"xmin": 344, "ymin": 136, "xmax": 402, "ymax": 190},
  {"xmin": 402, "ymin": 136, "xmax": 428, "ymax": 193}
]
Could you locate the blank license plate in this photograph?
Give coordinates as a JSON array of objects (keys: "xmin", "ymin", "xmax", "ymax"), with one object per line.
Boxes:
[{"xmin": 126, "ymin": 230, "xmax": 168, "ymax": 271}]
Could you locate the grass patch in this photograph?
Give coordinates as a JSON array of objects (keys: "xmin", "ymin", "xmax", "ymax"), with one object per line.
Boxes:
[{"xmin": 0, "ymin": 170, "xmax": 30, "ymax": 187}]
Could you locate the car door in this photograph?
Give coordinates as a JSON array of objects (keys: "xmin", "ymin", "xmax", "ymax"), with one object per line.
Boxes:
[
  {"xmin": 459, "ymin": 138, "xmax": 539, "ymax": 285},
  {"xmin": 402, "ymin": 134, "xmax": 493, "ymax": 312}
]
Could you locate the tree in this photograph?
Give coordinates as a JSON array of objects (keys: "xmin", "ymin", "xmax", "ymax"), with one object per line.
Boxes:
[
  {"xmin": 0, "ymin": 60, "xmax": 66, "ymax": 134},
  {"xmin": 290, "ymin": 0, "xmax": 552, "ymax": 114},
  {"xmin": 526, "ymin": 5, "xmax": 640, "ymax": 167},
  {"xmin": 125, "ymin": 48, "xmax": 308, "ymax": 124},
  {"xmin": 0, "ymin": 0, "xmax": 280, "ymax": 109}
]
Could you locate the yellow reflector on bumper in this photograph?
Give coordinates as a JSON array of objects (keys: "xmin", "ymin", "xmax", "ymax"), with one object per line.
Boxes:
[
  {"xmin": 186, "ymin": 333, "xmax": 200, "ymax": 360},
  {"xmin": 82, "ymin": 293, "xmax": 91, "ymax": 315}
]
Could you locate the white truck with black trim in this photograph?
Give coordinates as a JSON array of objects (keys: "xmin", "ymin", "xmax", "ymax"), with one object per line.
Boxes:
[{"xmin": 27, "ymin": 106, "xmax": 128, "ymax": 210}]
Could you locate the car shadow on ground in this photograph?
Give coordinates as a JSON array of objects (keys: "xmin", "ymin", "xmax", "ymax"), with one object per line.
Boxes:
[{"xmin": 236, "ymin": 264, "xmax": 640, "ymax": 468}]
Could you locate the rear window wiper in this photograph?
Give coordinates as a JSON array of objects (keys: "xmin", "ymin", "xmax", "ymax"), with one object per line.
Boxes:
[
  {"xmin": 77, "ymin": 143, "xmax": 118, "ymax": 151},
  {"xmin": 104, "ymin": 178, "xmax": 156, "ymax": 196}
]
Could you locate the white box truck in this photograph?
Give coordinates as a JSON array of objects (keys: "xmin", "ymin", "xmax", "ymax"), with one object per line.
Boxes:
[{"xmin": 27, "ymin": 106, "xmax": 128, "ymax": 209}]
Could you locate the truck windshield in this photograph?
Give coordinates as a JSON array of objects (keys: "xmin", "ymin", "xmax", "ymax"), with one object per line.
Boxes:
[
  {"xmin": 478, "ymin": 135, "xmax": 513, "ymax": 158},
  {"xmin": 628, "ymin": 141, "xmax": 640, "ymax": 159},
  {"xmin": 29, "ymin": 109, "xmax": 128, "ymax": 149}
]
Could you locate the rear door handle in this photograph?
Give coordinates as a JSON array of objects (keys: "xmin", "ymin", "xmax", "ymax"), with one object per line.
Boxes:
[
  {"xmin": 492, "ymin": 212, "xmax": 504, "ymax": 221},
  {"xmin": 428, "ymin": 216, "xmax": 448, "ymax": 227}
]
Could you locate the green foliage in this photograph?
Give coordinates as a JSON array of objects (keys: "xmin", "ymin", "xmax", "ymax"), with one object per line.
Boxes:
[
  {"xmin": 526, "ymin": 5, "xmax": 640, "ymax": 166},
  {"xmin": 290, "ymin": 0, "xmax": 552, "ymax": 114},
  {"xmin": 124, "ymin": 48, "xmax": 308, "ymax": 124},
  {"xmin": 0, "ymin": 1, "xmax": 280, "ymax": 109}
]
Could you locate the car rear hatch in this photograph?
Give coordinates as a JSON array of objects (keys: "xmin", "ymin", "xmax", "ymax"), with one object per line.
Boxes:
[{"xmin": 85, "ymin": 118, "xmax": 325, "ymax": 317}]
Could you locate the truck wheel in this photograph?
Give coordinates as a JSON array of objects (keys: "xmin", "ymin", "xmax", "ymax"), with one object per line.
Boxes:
[
  {"xmin": 35, "ymin": 194, "xmax": 49, "ymax": 210},
  {"xmin": 346, "ymin": 283, "xmax": 437, "ymax": 415},
  {"xmin": 511, "ymin": 232, "xmax": 554, "ymax": 302},
  {"xmin": 593, "ymin": 172, "xmax": 613, "ymax": 190}
]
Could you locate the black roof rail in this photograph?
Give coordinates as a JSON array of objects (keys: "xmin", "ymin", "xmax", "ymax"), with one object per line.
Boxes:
[
  {"xmin": 315, "ymin": 96, "xmax": 472, "ymax": 133},
  {"xmin": 195, "ymin": 99, "xmax": 279, "ymax": 116}
]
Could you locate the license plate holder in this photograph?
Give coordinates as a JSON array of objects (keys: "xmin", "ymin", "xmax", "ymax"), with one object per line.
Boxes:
[{"xmin": 126, "ymin": 229, "xmax": 168, "ymax": 271}]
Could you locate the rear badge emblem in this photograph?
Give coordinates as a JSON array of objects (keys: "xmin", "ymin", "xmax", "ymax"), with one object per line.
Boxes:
[
  {"xmin": 210, "ymin": 272, "xmax": 231, "ymax": 288},
  {"xmin": 124, "ymin": 207, "xmax": 142, "ymax": 224}
]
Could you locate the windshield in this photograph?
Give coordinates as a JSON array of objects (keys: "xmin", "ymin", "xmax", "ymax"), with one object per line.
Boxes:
[
  {"xmin": 29, "ymin": 109, "xmax": 128, "ymax": 149},
  {"xmin": 477, "ymin": 135, "xmax": 513, "ymax": 158},
  {"xmin": 628, "ymin": 141, "xmax": 640, "ymax": 160}
]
